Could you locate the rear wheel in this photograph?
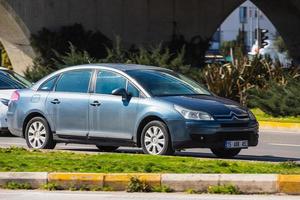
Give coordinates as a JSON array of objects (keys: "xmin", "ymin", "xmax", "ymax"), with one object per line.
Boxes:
[
  {"xmin": 141, "ymin": 120, "xmax": 174, "ymax": 155},
  {"xmin": 210, "ymin": 148, "xmax": 241, "ymax": 158},
  {"xmin": 25, "ymin": 117, "xmax": 56, "ymax": 149},
  {"xmin": 96, "ymin": 145, "xmax": 119, "ymax": 152}
]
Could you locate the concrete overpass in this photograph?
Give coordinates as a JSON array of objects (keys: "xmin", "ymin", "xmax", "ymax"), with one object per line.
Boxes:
[{"xmin": 0, "ymin": 0, "xmax": 299, "ymax": 74}]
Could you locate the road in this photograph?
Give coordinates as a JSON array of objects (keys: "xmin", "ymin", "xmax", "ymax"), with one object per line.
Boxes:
[
  {"xmin": 0, "ymin": 129, "xmax": 299, "ymax": 162},
  {"xmin": 0, "ymin": 190, "xmax": 299, "ymax": 200}
]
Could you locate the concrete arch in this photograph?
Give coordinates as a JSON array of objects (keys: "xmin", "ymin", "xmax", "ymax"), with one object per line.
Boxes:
[{"xmin": 0, "ymin": 0, "xmax": 35, "ymax": 74}]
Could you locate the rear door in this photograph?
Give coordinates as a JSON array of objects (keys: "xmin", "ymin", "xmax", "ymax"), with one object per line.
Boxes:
[{"xmin": 46, "ymin": 69, "xmax": 92, "ymax": 137}]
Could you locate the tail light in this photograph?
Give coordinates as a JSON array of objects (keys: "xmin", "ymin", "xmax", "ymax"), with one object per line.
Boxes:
[{"xmin": 10, "ymin": 91, "xmax": 20, "ymax": 101}]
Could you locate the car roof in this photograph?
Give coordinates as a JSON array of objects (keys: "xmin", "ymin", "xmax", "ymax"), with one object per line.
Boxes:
[
  {"xmin": 31, "ymin": 64, "xmax": 171, "ymax": 95},
  {"xmin": 62, "ymin": 63, "xmax": 169, "ymax": 72}
]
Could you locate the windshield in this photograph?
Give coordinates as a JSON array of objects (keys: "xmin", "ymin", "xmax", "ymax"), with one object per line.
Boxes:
[
  {"xmin": 127, "ymin": 69, "xmax": 211, "ymax": 96},
  {"xmin": 0, "ymin": 70, "xmax": 32, "ymax": 90}
]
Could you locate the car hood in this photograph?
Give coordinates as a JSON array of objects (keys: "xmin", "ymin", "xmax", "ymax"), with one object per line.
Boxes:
[
  {"xmin": 0, "ymin": 89, "xmax": 15, "ymax": 100},
  {"xmin": 157, "ymin": 95, "xmax": 249, "ymax": 116}
]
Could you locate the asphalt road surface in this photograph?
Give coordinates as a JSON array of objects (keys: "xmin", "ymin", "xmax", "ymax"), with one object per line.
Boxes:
[
  {"xmin": 0, "ymin": 129, "xmax": 299, "ymax": 162},
  {"xmin": 0, "ymin": 190, "xmax": 299, "ymax": 200}
]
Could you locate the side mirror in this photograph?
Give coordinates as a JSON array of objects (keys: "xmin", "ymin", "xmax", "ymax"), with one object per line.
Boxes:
[{"xmin": 112, "ymin": 88, "xmax": 130, "ymax": 101}]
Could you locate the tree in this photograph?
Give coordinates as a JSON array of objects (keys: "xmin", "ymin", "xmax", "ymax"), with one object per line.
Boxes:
[{"xmin": 273, "ymin": 36, "xmax": 290, "ymax": 58}]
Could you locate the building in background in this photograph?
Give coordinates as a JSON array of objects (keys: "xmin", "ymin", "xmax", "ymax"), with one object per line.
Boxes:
[{"xmin": 210, "ymin": 0, "xmax": 277, "ymax": 53}]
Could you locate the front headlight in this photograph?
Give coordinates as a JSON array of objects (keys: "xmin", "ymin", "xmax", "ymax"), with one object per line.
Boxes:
[
  {"xmin": 248, "ymin": 110, "xmax": 256, "ymax": 120},
  {"xmin": 174, "ymin": 105, "xmax": 214, "ymax": 121}
]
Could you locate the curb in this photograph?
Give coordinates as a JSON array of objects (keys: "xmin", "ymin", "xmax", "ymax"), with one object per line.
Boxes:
[
  {"xmin": 0, "ymin": 172, "xmax": 47, "ymax": 188},
  {"xmin": 259, "ymin": 121, "xmax": 300, "ymax": 132},
  {"xmin": 0, "ymin": 173, "xmax": 300, "ymax": 194},
  {"xmin": 278, "ymin": 175, "xmax": 300, "ymax": 195}
]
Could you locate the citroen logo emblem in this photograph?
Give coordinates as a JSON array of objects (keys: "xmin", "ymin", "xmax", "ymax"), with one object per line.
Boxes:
[{"xmin": 230, "ymin": 111, "xmax": 239, "ymax": 120}]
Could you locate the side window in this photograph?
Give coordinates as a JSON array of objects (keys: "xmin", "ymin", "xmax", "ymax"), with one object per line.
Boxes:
[
  {"xmin": 39, "ymin": 76, "xmax": 58, "ymax": 91},
  {"xmin": 96, "ymin": 71, "xmax": 127, "ymax": 95},
  {"xmin": 0, "ymin": 74, "xmax": 24, "ymax": 89},
  {"xmin": 127, "ymin": 82, "xmax": 140, "ymax": 97},
  {"xmin": 55, "ymin": 70, "xmax": 92, "ymax": 93}
]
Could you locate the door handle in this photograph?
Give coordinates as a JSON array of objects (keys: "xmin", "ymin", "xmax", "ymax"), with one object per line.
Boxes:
[
  {"xmin": 51, "ymin": 99, "xmax": 60, "ymax": 104},
  {"xmin": 90, "ymin": 101, "xmax": 101, "ymax": 107}
]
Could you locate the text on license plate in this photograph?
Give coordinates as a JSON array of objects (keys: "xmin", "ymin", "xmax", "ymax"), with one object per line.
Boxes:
[{"xmin": 225, "ymin": 140, "xmax": 248, "ymax": 149}]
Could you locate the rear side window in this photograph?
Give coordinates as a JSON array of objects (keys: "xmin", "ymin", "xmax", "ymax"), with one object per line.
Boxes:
[
  {"xmin": 0, "ymin": 74, "xmax": 26, "ymax": 89},
  {"xmin": 39, "ymin": 76, "xmax": 58, "ymax": 91},
  {"xmin": 96, "ymin": 71, "xmax": 127, "ymax": 95},
  {"xmin": 55, "ymin": 70, "xmax": 92, "ymax": 93}
]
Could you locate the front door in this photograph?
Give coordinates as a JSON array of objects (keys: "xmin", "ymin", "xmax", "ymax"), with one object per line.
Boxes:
[
  {"xmin": 89, "ymin": 70, "xmax": 140, "ymax": 140},
  {"xmin": 46, "ymin": 69, "xmax": 92, "ymax": 137}
]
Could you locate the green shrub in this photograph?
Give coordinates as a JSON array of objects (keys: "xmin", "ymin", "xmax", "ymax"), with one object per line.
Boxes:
[
  {"xmin": 152, "ymin": 185, "xmax": 173, "ymax": 193},
  {"xmin": 207, "ymin": 184, "xmax": 240, "ymax": 194},
  {"xmin": 101, "ymin": 186, "xmax": 114, "ymax": 191},
  {"xmin": 42, "ymin": 182, "xmax": 63, "ymax": 191},
  {"xmin": 280, "ymin": 161, "xmax": 299, "ymax": 169},
  {"xmin": 202, "ymin": 57, "xmax": 300, "ymax": 105},
  {"xmin": 25, "ymin": 24, "xmax": 111, "ymax": 82},
  {"xmin": 247, "ymin": 79, "xmax": 300, "ymax": 117},
  {"xmin": 2, "ymin": 181, "xmax": 32, "ymax": 190},
  {"xmin": 185, "ymin": 188, "xmax": 198, "ymax": 194},
  {"xmin": 126, "ymin": 177, "xmax": 151, "ymax": 192}
]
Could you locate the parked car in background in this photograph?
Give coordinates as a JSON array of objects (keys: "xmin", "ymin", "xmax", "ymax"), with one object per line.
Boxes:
[
  {"xmin": 7, "ymin": 64, "xmax": 259, "ymax": 158},
  {"xmin": 0, "ymin": 67, "xmax": 32, "ymax": 133}
]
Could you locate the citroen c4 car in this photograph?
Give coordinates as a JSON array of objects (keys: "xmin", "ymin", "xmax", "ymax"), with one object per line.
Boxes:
[
  {"xmin": 0, "ymin": 67, "xmax": 31, "ymax": 133},
  {"xmin": 7, "ymin": 64, "xmax": 259, "ymax": 158}
]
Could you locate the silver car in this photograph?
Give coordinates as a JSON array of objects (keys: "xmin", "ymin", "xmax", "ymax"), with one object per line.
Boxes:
[
  {"xmin": 0, "ymin": 67, "xmax": 31, "ymax": 133},
  {"xmin": 7, "ymin": 64, "xmax": 258, "ymax": 157}
]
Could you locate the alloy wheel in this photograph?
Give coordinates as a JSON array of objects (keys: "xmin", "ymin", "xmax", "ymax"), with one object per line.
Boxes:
[
  {"xmin": 27, "ymin": 121, "xmax": 47, "ymax": 148},
  {"xmin": 144, "ymin": 126, "xmax": 166, "ymax": 155}
]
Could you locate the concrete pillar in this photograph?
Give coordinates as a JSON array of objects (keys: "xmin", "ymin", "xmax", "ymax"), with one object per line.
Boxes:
[{"xmin": 0, "ymin": 1, "xmax": 35, "ymax": 74}]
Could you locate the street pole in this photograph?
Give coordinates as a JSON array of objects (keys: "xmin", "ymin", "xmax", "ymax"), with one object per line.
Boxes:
[
  {"xmin": 256, "ymin": 8, "xmax": 260, "ymax": 50},
  {"xmin": 250, "ymin": 7, "xmax": 253, "ymax": 47}
]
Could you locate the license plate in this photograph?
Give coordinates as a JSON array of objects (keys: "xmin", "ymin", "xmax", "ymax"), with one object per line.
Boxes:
[{"xmin": 225, "ymin": 140, "xmax": 248, "ymax": 149}]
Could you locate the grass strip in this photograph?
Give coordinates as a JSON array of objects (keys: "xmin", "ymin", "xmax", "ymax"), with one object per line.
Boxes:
[
  {"xmin": 0, "ymin": 147, "xmax": 299, "ymax": 174},
  {"xmin": 252, "ymin": 108, "xmax": 300, "ymax": 123}
]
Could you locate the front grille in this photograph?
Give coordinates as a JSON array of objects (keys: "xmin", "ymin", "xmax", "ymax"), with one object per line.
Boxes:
[
  {"xmin": 214, "ymin": 112, "xmax": 250, "ymax": 121},
  {"xmin": 221, "ymin": 123, "xmax": 249, "ymax": 128}
]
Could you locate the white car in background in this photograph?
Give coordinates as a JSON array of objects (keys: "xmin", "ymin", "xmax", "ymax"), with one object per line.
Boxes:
[{"xmin": 0, "ymin": 67, "xmax": 31, "ymax": 133}]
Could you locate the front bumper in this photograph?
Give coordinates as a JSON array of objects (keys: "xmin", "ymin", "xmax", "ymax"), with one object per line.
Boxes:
[{"xmin": 169, "ymin": 119, "xmax": 259, "ymax": 149}]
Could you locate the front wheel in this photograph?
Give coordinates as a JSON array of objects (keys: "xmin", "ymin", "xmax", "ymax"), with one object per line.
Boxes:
[
  {"xmin": 25, "ymin": 117, "xmax": 56, "ymax": 149},
  {"xmin": 141, "ymin": 120, "xmax": 174, "ymax": 155},
  {"xmin": 210, "ymin": 148, "xmax": 241, "ymax": 158}
]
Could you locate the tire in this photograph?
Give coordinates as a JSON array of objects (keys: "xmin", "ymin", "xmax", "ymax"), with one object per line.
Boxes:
[
  {"xmin": 96, "ymin": 145, "xmax": 119, "ymax": 152},
  {"xmin": 25, "ymin": 116, "xmax": 56, "ymax": 149},
  {"xmin": 210, "ymin": 148, "xmax": 241, "ymax": 158},
  {"xmin": 141, "ymin": 120, "xmax": 174, "ymax": 155}
]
